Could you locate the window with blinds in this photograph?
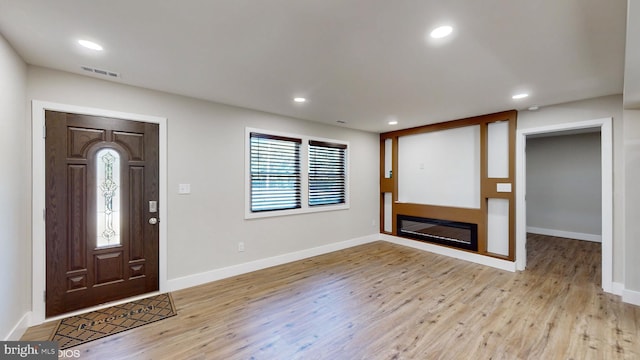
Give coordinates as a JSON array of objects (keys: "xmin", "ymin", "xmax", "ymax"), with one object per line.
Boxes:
[
  {"xmin": 250, "ymin": 133, "xmax": 301, "ymax": 212},
  {"xmin": 309, "ymin": 141, "xmax": 347, "ymax": 206},
  {"xmin": 246, "ymin": 128, "xmax": 349, "ymax": 218}
]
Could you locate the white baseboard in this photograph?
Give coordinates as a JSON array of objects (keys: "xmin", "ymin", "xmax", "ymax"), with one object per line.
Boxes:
[
  {"xmin": 380, "ymin": 234, "xmax": 516, "ymax": 272},
  {"xmin": 527, "ymin": 227, "xmax": 602, "ymax": 243},
  {"xmin": 168, "ymin": 234, "xmax": 379, "ymax": 292},
  {"xmin": 623, "ymin": 288, "xmax": 640, "ymax": 306},
  {"xmin": 612, "ymin": 282, "xmax": 624, "ymax": 296},
  {"xmin": 4, "ymin": 311, "xmax": 31, "ymax": 341}
]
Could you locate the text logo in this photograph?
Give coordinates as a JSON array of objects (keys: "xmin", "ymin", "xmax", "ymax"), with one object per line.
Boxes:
[{"xmin": 1, "ymin": 342, "xmax": 58, "ymax": 359}]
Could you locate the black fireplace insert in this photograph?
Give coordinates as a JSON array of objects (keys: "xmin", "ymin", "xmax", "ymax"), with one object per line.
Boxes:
[{"xmin": 397, "ymin": 215, "xmax": 478, "ymax": 251}]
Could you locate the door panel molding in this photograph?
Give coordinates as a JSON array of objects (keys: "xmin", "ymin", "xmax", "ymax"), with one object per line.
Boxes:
[{"xmin": 31, "ymin": 100, "xmax": 167, "ymax": 325}]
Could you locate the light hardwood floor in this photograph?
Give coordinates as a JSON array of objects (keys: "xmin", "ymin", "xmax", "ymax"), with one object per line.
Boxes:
[{"xmin": 23, "ymin": 234, "xmax": 640, "ymax": 359}]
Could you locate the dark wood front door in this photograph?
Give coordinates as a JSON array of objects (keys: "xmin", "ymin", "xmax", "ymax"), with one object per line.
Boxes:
[{"xmin": 45, "ymin": 111, "xmax": 159, "ymax": 317}]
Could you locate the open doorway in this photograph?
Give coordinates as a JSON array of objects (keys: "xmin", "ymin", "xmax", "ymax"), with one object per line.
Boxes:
[
  {"xmin": 526, "ymin": 130, "xmax": 602, "ymax": 242},
  {"xmin": 515, "ymin": 118, "xmax": 613, "ymax": 293},
  {"xmin": 525, "ymin": 130, "xmax": 602, "ymax": 286}
]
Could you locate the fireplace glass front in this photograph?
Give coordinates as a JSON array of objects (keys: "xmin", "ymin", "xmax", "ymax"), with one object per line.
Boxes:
[{"xmin": 397, "ymin": 215, "xmax": 478, "ymax": 251}]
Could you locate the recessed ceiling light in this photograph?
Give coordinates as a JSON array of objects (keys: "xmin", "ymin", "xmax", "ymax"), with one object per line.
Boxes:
[
  {"xmin": 528, "ymin": 105, "xmax": 540, "ymax": 111},
  {"xmin": 430, "ymin": 25, "xmax": 453, "ymax": 39},
  {"xmin": 388, "ymin": 120, "xmax": 398, "ymax": 125},
  {"xmin": 512, "ymin": 93, "xmax": 529, "ymax": 100},
  {"xmin": 293, "ymin": 97, "xmax": 307, "ymax": 103},
  {"xmin": 78, "ymin": 39, "xmax": 103, "ymax": 51}
]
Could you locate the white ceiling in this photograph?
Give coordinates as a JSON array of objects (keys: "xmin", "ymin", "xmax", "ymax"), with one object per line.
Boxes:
[{"xmin": 0, "ymin": 0, "xmax": 630, "ymax": 132}]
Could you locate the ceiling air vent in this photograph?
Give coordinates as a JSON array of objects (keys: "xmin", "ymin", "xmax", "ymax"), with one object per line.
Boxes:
[{"xmin": 81, "ymin": 66, "xmax": 120, "ymax": 78}]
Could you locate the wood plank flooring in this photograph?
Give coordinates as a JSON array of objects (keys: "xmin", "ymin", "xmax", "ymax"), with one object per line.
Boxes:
[{"xmin": 23, "ymin": 234, "xmax": 640, "ymax": 359}]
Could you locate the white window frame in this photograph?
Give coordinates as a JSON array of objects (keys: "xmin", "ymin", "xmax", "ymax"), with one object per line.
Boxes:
[{"xmin": 245, "ymin": 127, "xmax": 350, "ymax": 219}]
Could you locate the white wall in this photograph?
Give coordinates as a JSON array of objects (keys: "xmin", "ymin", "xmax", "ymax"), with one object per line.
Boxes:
[
  {"xmin": 26, "ymin": 66, "xmax": 380, "ymax": 282},
  {"xmin": 526, "ymin": 132, "xmax": 602, "ymax": 239},
  {"xmin": 0, "ymin": 34, "xmax": 29, "ymax": 339},
  {"xmin": 397, "ymin": 125, "xmax": 481, "ymax": 208},
  {"xmin": 624, "ymin": 109, "xmax": 640, "ymax": 294},
  {"xmin": 518, "ymin": 94, "xmax": 624, "ymax": 283}
]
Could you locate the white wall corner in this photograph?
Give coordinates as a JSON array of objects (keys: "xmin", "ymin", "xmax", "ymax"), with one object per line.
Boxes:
[
  {"xmin": 380, "ymin": 234, "xmax": 517, "ymax": 272},
  {"xmin": 4, "ymin": 312, "xmax": 31, "ymax": 341},
  {"xmin": 622, "ymin": 288, "xmax": 640, "ymax": 306},
  {"xmin": 168, "ymin": 234, "xmax": 380, "ymax": 292}
]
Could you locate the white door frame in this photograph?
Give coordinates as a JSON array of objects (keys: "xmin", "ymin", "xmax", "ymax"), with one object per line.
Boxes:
[
  {"xmin": 515, "ymin": 118, "xmax": 613, "ymax": 293},
  {"xmin": 31, "ymin": 100, "xmax": 168, "ymax": 325}
]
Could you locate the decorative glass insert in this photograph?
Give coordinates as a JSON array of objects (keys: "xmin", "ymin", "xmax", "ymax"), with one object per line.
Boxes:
[{"xmin": 96, "ymin": 149, "xmax": 121, "ymax": 248}]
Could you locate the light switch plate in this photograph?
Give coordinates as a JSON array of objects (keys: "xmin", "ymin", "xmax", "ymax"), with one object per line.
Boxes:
[
  {"xmin": 178, "ymin": 183, "xmax": 191, "ymax": 194},
  {"xmin": 496, "ymin": 183, "xmax": 512, "ymax": 193}
]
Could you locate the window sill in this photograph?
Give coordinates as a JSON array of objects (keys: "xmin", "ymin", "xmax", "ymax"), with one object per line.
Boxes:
[{"xmin": 244, "ymin": 203, "xmax": 350, "ymax": 220}]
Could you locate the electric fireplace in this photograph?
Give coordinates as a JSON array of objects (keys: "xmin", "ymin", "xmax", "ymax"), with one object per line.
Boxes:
[{"xmin": 397, "ymin": 215, "xmax": 478, "ymax": 251}]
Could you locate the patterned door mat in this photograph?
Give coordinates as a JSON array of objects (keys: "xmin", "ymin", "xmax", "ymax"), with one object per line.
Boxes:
[{"xmin": 50, "ymin": 293, "xmax": 177, "ymax": 350}]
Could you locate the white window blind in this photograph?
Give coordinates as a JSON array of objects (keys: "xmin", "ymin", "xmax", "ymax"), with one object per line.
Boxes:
[
  {"xmin": 250, "ymin": 133, "xmax": 301, "ymax": 212},
  {"xmin": 308, "ymin": 140, "xmax": 347, "ymax": 206}
]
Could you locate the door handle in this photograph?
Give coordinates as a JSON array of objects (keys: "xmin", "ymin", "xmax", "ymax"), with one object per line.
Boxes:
[{"xmin": 149, "ymin": 217, "xmax": 158, "ymax": 225}]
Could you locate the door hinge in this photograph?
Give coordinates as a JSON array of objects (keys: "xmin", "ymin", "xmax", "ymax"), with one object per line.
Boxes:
[
  {"xmin": 43, "ymin": 125, "xmax": 46, "ymax": 139},
  {"xmin": 43, "ymin": 291, "xmax": 46, "ymax": 302},
  {"xmin": 43, "ymin": 208, "xmax": 46, "ymax": 221}
]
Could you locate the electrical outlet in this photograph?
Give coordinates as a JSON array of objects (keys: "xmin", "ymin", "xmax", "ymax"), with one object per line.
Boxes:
[{"xmin": 238, "ymin": 242, "xmax": 245, "ymax": 252}]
